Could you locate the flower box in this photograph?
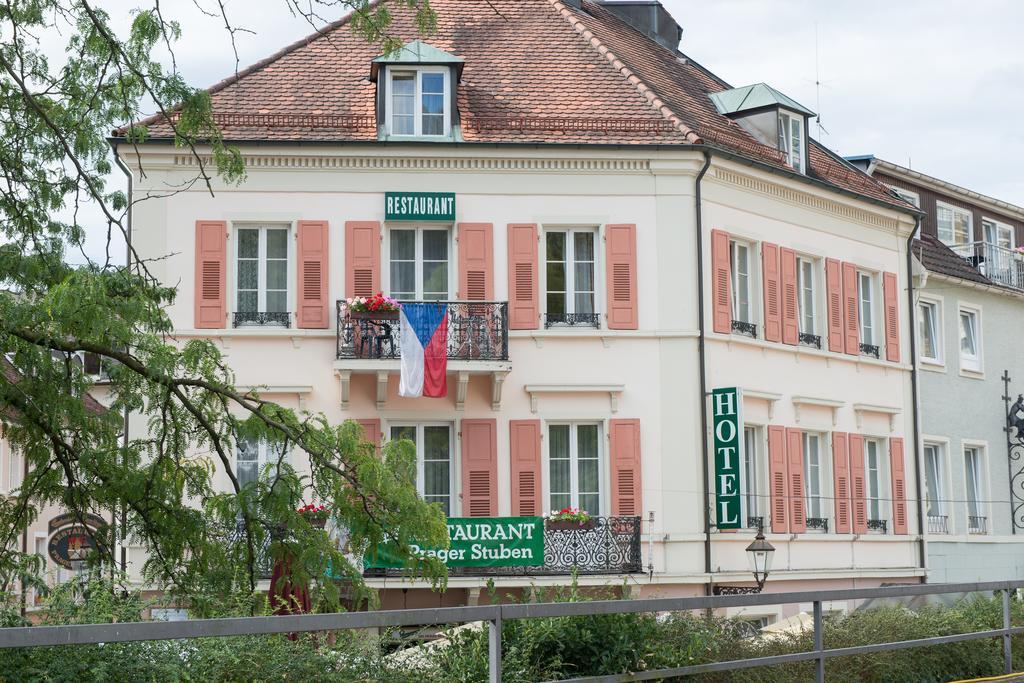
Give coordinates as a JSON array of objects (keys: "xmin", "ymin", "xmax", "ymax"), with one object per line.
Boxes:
[
  {"xmin": 349, "ymin": 310, "xmax": 399, "ymax": 321},
  {"xmin": 546, "ymin": 519, "xmax": 597, "ymax": 532}
]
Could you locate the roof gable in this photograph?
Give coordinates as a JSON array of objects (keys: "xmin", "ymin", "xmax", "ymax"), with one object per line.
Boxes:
[{"xmin": 709, "ymin": 83, "xmax": 815, "ymax": 117}]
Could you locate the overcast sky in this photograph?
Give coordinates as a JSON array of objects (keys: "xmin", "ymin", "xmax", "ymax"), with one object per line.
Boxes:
[{"xmin": 71, "ymin": 0, "xmax": 1022, "ymax": 261}]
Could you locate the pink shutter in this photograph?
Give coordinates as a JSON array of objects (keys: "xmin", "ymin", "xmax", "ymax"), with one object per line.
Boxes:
[
  {"xmin": 344, "ymin": 221, "xmax": 380, "ymax": 298},
  {"xmin": 457, "ymin": 223, "xmax": 493, "ymax": 301},
  {"xmin": 194, "ymin": 220, "xmax": 227, "ymax": 329},
  {"xmin": 461, "ymin": 419, "xmax": 498, "ymax": 517},
  {"xmin": 842, "ymin": 262, "xmax": 860, "ymax": 355},
  {"xmin": 825, "ymin": 258, "xmax": 844, "ymax": 353},
  {"xmin": 832, "ymin": 432, "xmax": 851, "ymax": 534},
  {"xmin": 609, "ymin": 418, "xmax": 642, "ymax": 517},
  {"xmin": 890, "ymin": 437, "xmax": 908, "ymax": 534},
  {"xmin": 710, "ymin": 229, "xmax": 732, "ymax": 334},
  {"xmin": 767, "ymin": 426, "xmax": 788, "ymax": 533},
  {"xmin": 786, "ymin": 428, "xmax": 806, "ymax": 533},
  {"xmin": 507, "ymin": 224, "xmax": 539, "ymax": 329},
  {"xmin": 354, "ymin": 418, "xmax": 381, "ymax": 453},
  {"xmin": 780, "ymin": 247, "xmax": 799, "ymax": 345},
  {"xmin": 296, "ymin": 220, "xmax": 329, "ymax": 328},
  {"xmin": 605, "ymin": 224, "xmax": 638, "ymax": 330},
  {"xmin": 762, "ymin": 242, "xmax": 782, "ymax": 342},
  {"xmin": 883, "ymin": 271, "xmax": 901, "ymax": 362},
  {"xmin": 509, "ymin": 420, "xmax": 542, "ymax": 516},
  {"xmin": 848, "ymin": 434, "xmax": 868, "ymax": 534}
]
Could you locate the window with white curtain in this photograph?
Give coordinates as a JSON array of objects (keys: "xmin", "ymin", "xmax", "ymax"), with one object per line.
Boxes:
[
  {"xmin": 730, "ymin": 240, "xmax": 752, "ymax": 324},
  {"xmin": 936, "ymin": 202, "xmax": 971, "ymax": 246},
  {"xmin": 389, "ymin": 227, "xmax": 451, "ymax": 301},
  {"xmin": 548, "ymin": 423, "xmax": 602, "ymax": 515},
  {"xmin": 235, "ymin": 438, "xmax": 287, "ymax": 489},
  {"xmin": 803, "ymin": 432, "xmax": 825, "ymax": 520},
  {"xmin": 742, "ymin": 426, "xmax": 761, "ymax": 526},
  {"xmin": 865, "ymin": 439, "xmax": 885, "ymax": 524},
  {"xmin": 857, "ymin": 271, "xmax": 875, "ymax": 348},
  {"xmin": 918, "ymin": 300, "xmax": 942, "ymax": 364},
  {"xmin": 545, "ymin": 229, "xmax": 597, "ymax": 324},
  {"xmin": 390, "ymin": 424, "xmax": 453, "ymax": 515},
  {"xmin": 965, "ymin": 446, "xmax": 986, "ymax": 533},
  {"xmin": 959, "ymin": 307, "xmax": 982, "ymax": 372},
  {"xmin": 923, "ymin": 443, "xmax": 945, "ymax": 519},
  {"xmin": 797, "ymin": 257, "xmax": 817, "ymax": 336},
  {"xmin": 235, "ymin": 225, "xmax": 289, "ymax": 317}
]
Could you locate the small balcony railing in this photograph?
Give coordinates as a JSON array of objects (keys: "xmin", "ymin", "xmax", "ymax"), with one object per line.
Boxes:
[
  {"xmin": 867, "ymin": 518, "xmax": 888, "ymax": 533},
  {"xmin": 544, "ymin": 312, "xmax": 600, "ymax": 329},
  {"xmin": 746, "ymin": 515, "xmax": 764, "ymax": 530},
  {"xmin": 927, "ymin": 514, "xmax": 949, "ymax": 534},
  {"xmin": 732, "ymin": 319, "xmax": 758, "ymax": 338},
  {"xmin": 805, "ymin": 517, "xmax": 829, "ymax": 533},
  {"xmin": 859, "ymin": 342, "xmax": 880, "ymax": 359},
  {"xmin": 799, "ymin": 332, "xmax": 822, "ymax": 349},
  {"xmin": 968, "ymin": 515, "xmax": 988, "ymax": 535},
  {"xmin": 950, "ymin": 241, "xmax": 1024, "ymax": 291},
  {"xmin": 233, "ymin": 311, "xmax": 291, "ymax": 328},
  {"xmin": 336, "ymin": 301, "xmax": 508, "ymax": 361},
  {"xmin": 363, "ymin": 516, "xmax": 642, "ymax": 577}
]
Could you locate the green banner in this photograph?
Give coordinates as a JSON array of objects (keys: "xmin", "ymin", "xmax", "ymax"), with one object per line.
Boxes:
[
  {"xmin": 711, "ymin": 387, "xmax": 744, "ymax": 530},
  {"xmin": 364, "ymin": 517, "xmax": 544, "ymax": 568},
  {"xmin": 385, "ymin": 191, "xmax": 456, "ymax": 222}
]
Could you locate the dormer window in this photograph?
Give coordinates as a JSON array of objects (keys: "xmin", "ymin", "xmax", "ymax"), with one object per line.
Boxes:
[
  {"xmin": 387, "ymin": 68, "xmax": 449, "ymax": 137},
  {"xmin": 778, "ymin": 110, "xmax": 805, "ymax": 174},
  {"xmin": 372, "ymin": 40, "xmax": 463, "ymax": 141}
]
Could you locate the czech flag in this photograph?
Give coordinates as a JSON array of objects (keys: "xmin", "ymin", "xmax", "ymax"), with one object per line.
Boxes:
[{"xmin": 399, "ymin": 302, "xmax": 448, "ymax": 398}]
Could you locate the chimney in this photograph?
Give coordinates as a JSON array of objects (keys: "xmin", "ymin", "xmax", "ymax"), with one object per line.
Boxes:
[{"xmin": 598, "ymin": 1, "xmax": 683, "ymax": 50}]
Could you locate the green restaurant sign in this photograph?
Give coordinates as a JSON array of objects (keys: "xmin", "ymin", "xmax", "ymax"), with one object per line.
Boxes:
[
  {"xmin": 365, "ymin": 516, "xmax": 544, "ymax": 569},
  {"xmin": 385, "ymin": 191, "xmax": 456, "ymax": 222},
  {"xmin": 711, "ymin": 387, "xmax": 744, "ymax": 530}
]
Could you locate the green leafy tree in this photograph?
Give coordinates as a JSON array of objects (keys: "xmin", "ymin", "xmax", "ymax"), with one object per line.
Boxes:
[{"xmin": 0, "ymin": 0, "xmax": 445, "ymax": 612}]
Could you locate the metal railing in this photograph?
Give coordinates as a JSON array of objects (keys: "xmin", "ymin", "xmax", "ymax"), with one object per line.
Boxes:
[
  {"xmin": 543, "ymin": 312, "xmax": 600, "ymax": 329},
  {"xmin": 950, "ymin": 241, "xmax": 1024, "ymax": 290},
  {"xmin": 969, "ymin": 515, "xmax": 989, "ymax": 535},
  {"xmin": 3, "ymin": 580, "xmax": 1023, "ymax": 683},
  {"xmin": 867, "ymin": 518, "xmax": 888, "ymax": 533},
  {"xmin": 799, "ymin": 332, "xmax": 822, "ymax": 349},
  {"xmin": 335, "ymin": 301, "xmax": 509, "ymax": 361},
  {"xmin": 805, "ymin": 516, "xmax": 829, "ymax": 533},
  {"xmin": 233, "ymin": 311, "xmax": 291, "ymax": 328},
  {"xmin": 927, "ymin": 514, "xmax": 950, "ymax": 534},
  {"xmin": 731, "ymin": 319, "xmax": 757, "ymax": 338},
  {"xmin": 364, "ymin": 516, "xmax": 642, "ymax": 578},
  {"xmin": 859, "ymin": 342, "xmax": 880, "ymax": 359}
]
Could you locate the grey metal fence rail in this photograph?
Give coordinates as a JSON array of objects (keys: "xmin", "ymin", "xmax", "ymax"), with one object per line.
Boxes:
[{"xmin": 2, "ymin": 580, "xmax": 1023, "ymax": 683}]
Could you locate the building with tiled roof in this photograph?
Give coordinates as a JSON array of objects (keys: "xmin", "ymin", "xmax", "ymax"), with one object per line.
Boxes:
[
  {"xmin": 103, "ymin": 0, "xmax": 927, "ymax": 613},
  {"xmin": 852, "ymin": 155, "xmax": 1024, "ymax": 583}
]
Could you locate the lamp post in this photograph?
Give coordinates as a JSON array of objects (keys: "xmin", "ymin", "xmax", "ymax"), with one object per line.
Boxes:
[{"xmin": 712, "ymin": 522, "xmax": 776, "ymax": 595}]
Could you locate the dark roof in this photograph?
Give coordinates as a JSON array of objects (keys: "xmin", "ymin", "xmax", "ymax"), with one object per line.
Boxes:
[
  {"xmin": 120, "ymin": 0, "xmax": 911, "ymax": 211},
  {"xmin": 913, "ymin": 235, "xmax": 993, "ymax": 287}
]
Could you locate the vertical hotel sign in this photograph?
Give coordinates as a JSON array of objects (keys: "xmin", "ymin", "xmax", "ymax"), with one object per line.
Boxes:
[{"xmin": 711, "ymin": 387, "xmax": 743, "ymax": 529}]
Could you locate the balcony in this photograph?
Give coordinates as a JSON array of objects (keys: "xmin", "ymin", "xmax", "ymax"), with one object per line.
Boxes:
[
  {"xmin": 805, "ymin": 517, "xmax": 829, "ymax": 533},
  {"xmin": 950, "ymin": 241, "xmax": 1024, "ymax": 291},
  {"xmin": 867, "ymin": 518, "xmax": 888, "ymax": 533},
  {"xmin": 333, "ymin": 300, "xmax": 511, "ymax": 410},
  {"xmin": 927, "ymin": 514, "xmax": 949, "ymax": 534},
  {"xmin": 363, "ymin": 516, "xmax": 642, "ymax": 577},
  {"xmin": 968, "ymin": 515, "xmax": 988, "ymax": 535},
  {"xmin": 233, "ymin": 311, "xmax": 291, "ymax": 328}
]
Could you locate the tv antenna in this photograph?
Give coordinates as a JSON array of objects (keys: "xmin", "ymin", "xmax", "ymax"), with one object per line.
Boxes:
[{"xmin": 811, "ymin": 22, "xmax": 831, "ymax": 140}]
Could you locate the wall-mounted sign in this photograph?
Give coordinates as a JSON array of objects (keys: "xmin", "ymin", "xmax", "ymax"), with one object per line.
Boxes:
[
  {"xmin": 711, "ymin": 387, "xmax": 744, "ymax": 530},
  {"xmin": 48, "ymin": 513, "xmax": 107, "ymax": 534},
  {"xmin": 364, "ymin": 516, "xmax": 544, "ymax": 568},
  {"xmin": 48, "ymin": 525, "xmax": 98, "ymax": 570},
  {"xmin": 385, "ymin": 191, "xmax": 455, "ymax": 222}
]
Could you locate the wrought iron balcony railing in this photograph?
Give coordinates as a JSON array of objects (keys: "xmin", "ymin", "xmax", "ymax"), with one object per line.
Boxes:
[
  {"xmin": 544, "ymin": 312, "xmax": 600, "ymax": 329},
  {"xmin": 860, "ymin": 343, "xmax": 880, "ymax": 359},
  {"xmin": 867, "ymin": 518, "xmax": 888, "ymax": 533},
  {"xmin": 746, "ymin": 515, "xmax": 764, "ymax": 530},
  {"xmin": 732, "ymin": 319, "xmax": 757, "ymax": 338},
  {"xmin": 805, "ymin": 516, "xmax": 829, "ymax": 533},
  {"xmin": 968, "ymin": 515, "xmax": 988, "ymax": 535},
  {"xmin": 950, "ymin": 241, "xmax": 1024, "ymax": 291},
  {"xmin": 233, "ymin": 311, "xmax": 291, "ymax": 328},
  {"xmin": 927, "ymin": 514, "xmax": 949, "ymax": 534},
  {"xmin": 799, "ymin": 332, "xmax": 822, "ymax": 349},
  {"xmin": 336, "ymin": 301, "xmax": 509, "ymax": 361},
  {"xmin": 363, "ymin": 516, "xmax": 642, "ymax": 577}
]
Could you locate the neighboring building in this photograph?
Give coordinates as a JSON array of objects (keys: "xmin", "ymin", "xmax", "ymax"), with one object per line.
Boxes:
[
  {"xmin": 852, "ymin": 155, "xmax": 1024, "ymax": 583},
  {"xmin": 6, "ymin": 0, "xmax": 921, "ymax": 620}
]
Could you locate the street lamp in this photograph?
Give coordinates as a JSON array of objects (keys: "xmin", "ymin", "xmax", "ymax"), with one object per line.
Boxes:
[{"xmin": 745, "ymin": 523, "xmax": 775, "ymax": 592}]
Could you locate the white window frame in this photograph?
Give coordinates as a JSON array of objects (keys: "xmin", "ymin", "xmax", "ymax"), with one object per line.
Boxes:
[
  {"xmin": 963, "ymin": 442, "xmax": 989, "ymax": 535},
  {"xmin": 388, "ymin": 422, "xmax": 455, "ymax": 515},
  {"xmin": 922, "ymin": 442, "xmax": 947, "ymax": 525},
  {"xmin": 235, "ymin": 438, "xmax": 288, "ymax": 489},
  {"xmin": 958, "ymin": 304, "xmax": 983, "ymax": 375},
  {"xmin": 741, "ymin": 425, "xmax": 763, "ymax": 528},
  {"xmin": 857, "ymin": 270, "xmax": 876, "ymax": 350},
  {"xmin": 888, "ymin": 186, "xmax": 920, "ymax": 209},
  {"xmin": 802, "ymin": 431, "xmax": 828, "ymax": 523},
  {"xmin": 730, "ymin": 239, "xmax": 753, "ymax": 325},
  {"xmin": 231, "ymin": 223, "xmax": 292, "ymax": 321},
  {"xmin": 982, "ymin": 217, "xmax": 1015, "ymax": 249},
  {"xmin": 936, "ymin": 201, "xmax": 972, "ymax": 247},
  {"xmin": 542, "ymin": 227, "xmax": 601, "ymax": 326},
  {"xmin": 544, "ymin": 421, "xmax": 605, "ymax": 516},
  {"xmin": 864, "ymin": 438, "xmax": 888, "ymax": 529},
  {"xmin": 918, "ymin": 297, "xmax": 944, "ymax": 367},
  {"xmin": 797, "ymin": 256, "xmax": 818, "ymax": 337},
  {"xmin": 385, "ymin": 66, "xmax": 451, "ymax": 138},
  {"xmin": 385, "ymin": 225, "xmax": 454, "ymax": 301},
  {"xmin": 777, "ymin": 110, "xmax": 805, "ymax": 173}
]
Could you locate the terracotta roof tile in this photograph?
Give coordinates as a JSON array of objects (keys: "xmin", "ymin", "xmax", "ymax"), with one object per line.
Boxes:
[{"xmin": 124, "ymin": 0, "xmax": 911, "ymax": 210}]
